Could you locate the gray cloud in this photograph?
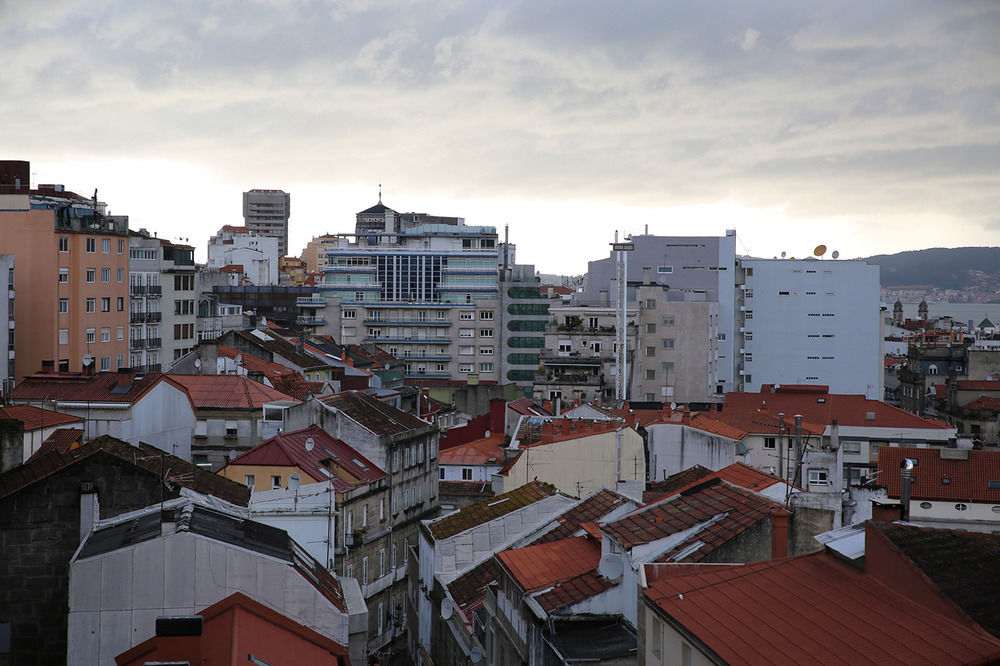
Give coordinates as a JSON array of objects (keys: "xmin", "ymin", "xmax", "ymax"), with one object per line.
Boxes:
[{"xmin": 2, "ymin": 1, "xmax": 999, "ymax": 271}]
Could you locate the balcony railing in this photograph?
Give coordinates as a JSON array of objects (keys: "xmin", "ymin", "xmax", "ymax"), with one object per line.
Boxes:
[{"xmin": 147, "ymin": 285, "xmax": 162, "ymax": 297}]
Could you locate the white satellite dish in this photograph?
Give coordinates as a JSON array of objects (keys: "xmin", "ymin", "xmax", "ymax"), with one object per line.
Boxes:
[
  {"xmin": 82, "ymin": 353, "xmax": 94, "ymax": 366},
  {"xmin": 440, "ymin": 599, "xmax": 454, "ymax": 620},
  {"xmin": 832, "ymin": 250, "xmax": 840, "ymax": 259},
  {"xmin": 194, "ymin": 358, "xmax": 202, "ymax": 369},
  {"xmin": 470, "ymin": 647, "xmax": 483, "ymax": 663},
  {"xmin": 598, "ymin": 553, "xmax": 624, "ymax": 582},
  {"xmin": 670, "ymin": 402, "xmax": 677, "ymax": 411},
  {"xmin": 228, "ymin": 449, "xmax": 237, "ymax": 461},
  {"xmin": 305, "ymin": 437, "xmax": 315, "ymax": 452},
  {"xmin": 289, "ymin": 472, "xmax": 301, "ymax": 492}
]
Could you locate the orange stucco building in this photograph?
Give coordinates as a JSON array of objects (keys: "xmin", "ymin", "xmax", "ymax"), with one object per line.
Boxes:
[{"xmin": 0, "ymin": 162, "xmax": 129, "ymax": 380}]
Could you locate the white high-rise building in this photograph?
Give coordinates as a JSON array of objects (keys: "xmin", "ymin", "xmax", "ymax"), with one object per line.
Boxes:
[
  {"xmin": 736, "ymin": 257, "xmax": 882, "ymax": 397},
  {"xmin": 206, "ymin": 225, "xmax": 280, "ymax": 285}
]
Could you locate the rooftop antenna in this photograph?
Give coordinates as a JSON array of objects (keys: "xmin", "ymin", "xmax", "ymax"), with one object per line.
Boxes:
[{"xmin": 378, "ymin": 183, "xmax": 382, "ymax": 203}]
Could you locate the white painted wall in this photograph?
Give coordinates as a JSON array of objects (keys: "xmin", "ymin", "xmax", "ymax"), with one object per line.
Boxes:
[{"xmin": 646, "ymin": 423, "xmax": 736, "ymax": 482}]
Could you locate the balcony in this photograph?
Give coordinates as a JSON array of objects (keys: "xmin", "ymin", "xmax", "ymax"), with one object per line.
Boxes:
[
  {"xmin": 535, "ymin": 372, "xmax": 605, "ymax": 387},
  {"xmin": 147, "ymin": 312, "xmax": 161, "ymax": 322},
  {"xmin": 147, "ymin": 285, "xmax": 162, "ymax": 297},
  {"xmin": 130, "ymin": 285, "xmax": 147, "ymax": 296},
  {"xmin": 130, "ymin": 312, "xmax": 146, "ymax": 324},
  {"xmin": 297, "ymin": 316, "xmax": 326, "ymax": 326},
  {"xmin": 296, "ymin": 296, "xmax": 327, "ymax": 307},
  {"xmin": 146, "ymin": 337, "xmax": 161, "ymax": 349}
]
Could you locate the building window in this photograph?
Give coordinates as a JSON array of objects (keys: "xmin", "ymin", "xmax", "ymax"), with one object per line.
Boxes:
[
  {"xmin": 86, "ymin": 238, "xmax": 96, "ymax": 253},
  {"xmin": 271, "ymin": 475, "xmax": 281, "ymax": 489},
  {"xmin": 744, "ymin": 310, "xmax": 753, "ymax": 320},
  {"xmin": 645, "ymin": 369, "xmax": 655, "ymax": 380},
  {"xmin": 657, "ymin": 266, "xmax": 672, "ymax": 274},
  {"xmin": 58, "ymin": 329, "xmax": 69, "ymax": 345},
  {"xmin": 460, "ymin": 311, "xmax": 473, "ymax": 320},
  {"xmin": 661, "ymin": 362, "xmax": 674, "ymax": 373},
  {"xmin": 117, "ymin": 239, "xmax": 125, "ymax": 254},
  {"xmin": 362, "ymin": 557, "xmax": 369, "ymax": 584},
  {"xmin": 764, "ymin": 437, "xmax": 776, "ymax": 450},
  {"xmin": 59, "ymin": 299, "xmax": 69, "ymax": 314},
  {"xmin": 646, "ymin": 346, "xmax": 656, "ymax": 357},
  {"xmin": 459, "ymin": 328, "xmax": 474, "ymax": 338},
  {"xmin": 101, "ymin": 297, "xmax": 110, "ymax": 312},
  {"xmin": 86, "ymin": 268, "xmax": 95, "ymax": 283},
  {"xmin": 101, "ymin": 267, "xmax": 110, "ymax": 282},
  {"xmin": 100, "ymin": 355, "xmax": 110, "ymax": 371},
  {"xmin": 101, "ymin": 327, "xmax": 110, "ymax": 342},
  {"xmin": 662, "ymin": 315, "xmax": 675, "ymax": 326},
  {"xmin": 479, "ymin": 328, "xmax": 494, "ymax": 338},
  {"xmin": 379, "ymin": 548, "xmax": 386, "ymax": 577},
  {"xmin": 59, "ymin": 237, "xmax": 69, "ymax": 252},
  {"xmin": 86, "ymin": 298, "xmax": 96, "ymax": 313},
  {"xmin": 479, "ymin": 346, "xmax": 493, "ymax": 355},
  {"xmin": 100, "ymin": 238, "xmax": 109, "ymax": 253},
  {"xmin": 439, "ymin": 467, "xmax": 445, "ymax": 480},
  {"xmin": 662, "ymin": 339, "xmax": 674, "ymax": 350},
  {"xmin": 479, "ymin": 311, "xmax": 493, "ymax": 320},
  {"xmin": 479, "ymin": 362, "xmax": 493, "ymax": 373},
  {"xmin": 459, "ymin": 363, "xmax": 474, "ymax": 373},
  {"xmin": 58, "ymin": 268, "xmax": 69, "ymax": 283},
  {"xmin": 645, "ymin": 323, "xmax": 656, "ymax": 334},
  {"xmin": 117, "ymin": 297, "xmax": 124, "ymax": 311},
  {"xmin": 244, "ymin": 475, "xmax": 255, "ymax": 489},
  {"xmin": 117, "ymin": 353, "xmax": 124, "ymax": 369},
  {"xmin": 645, "ymin": 299, "xmax": 656, "ymax": 308},
  {"xmin": 808, "ymin": 469, "xmax": 829, "ymax": 485},
  {"xmin": 842, "ymin": 441, "xmax": 861, "ymax": 454}
]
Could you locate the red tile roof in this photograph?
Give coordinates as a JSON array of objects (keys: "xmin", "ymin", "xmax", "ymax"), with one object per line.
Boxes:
[
  {"xmin": 643, "ymin": 552, "xmax": 1000, "ymax": 666},
  {"xmin": 439, "ymin": 433, "xmax": 506, "ymax": 466},
  {"xmin": 507, "ymin": 397, "xmax": 549, "ymax": 416},
  {"xmin": 516, "ymin": 419, "xmax": 637, "ymax": 448},
  {"xmin": 878, "ymin": 446, "xmax": 1000, "ymax": 503},
  {"xmin": 670, "ymin": 462, "xmax": 794, "ymax": 496},
  {"xmin": 967, "ymin": 395, "xmax": 1000, "ymax": 411},
  {"xmin": 221, "ymin": 424, "xmax": 385, "ymax": 491},
  {"xmin": 319, "ymin": 391, "xmax": 430, "ymax": 437},
  {"xmin": 644, "ymin": 465, "xmax": 715, "ymax": 503},
  {"xmin": 427, "ymin": 480, "xmax": 558, "ymax": 540},
  {"xmin": 0, "ymin": 405, "xmax": 83, "ymax": 431},
  {"xmin": 498, "ymin": 536, "xmax": 601, "ymax": 591},
  {"xmin": 533, "ymin": 570, "xmax": 615, "ymax": 613},
  {"xmin": 219, "ymin": 345, "xmax": 297, "ymax": 379},
  {"xmin": 716, "ymin": 409, "xmax": 826, "ymax": 437},
  {"xmin": 533, "ymin": 488, "xmax": 632, "ymax": 545},
  {"xmin": 27, "ymin": 428, "xmax": 85, "ymax": 461},
  {"xmin": 955, "ymin": 380, "xmax": 1000, "ymax": 392},
  {"xmin": 602, "ymin": 479, "xmax": 788, "ymax": 559},
  {"xmin": 13, "ymin": 371, "xmax": 181, "ymax": 405},
  {"xmin": 168, "ymin": 374, "xmax": 298, "ymax": 409},
  {"xmin": 723, "ymin": 386, "xmax": 952, "ymax": 431}
]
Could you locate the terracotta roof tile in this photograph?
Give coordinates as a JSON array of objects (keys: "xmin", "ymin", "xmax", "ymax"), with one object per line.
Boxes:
[
  {"xmin": 723, "ymin": 387, "xmax": 952, "ymax": 431},
  {"xmin": 643, "ymin": 552, "xmax": 1000, "ymax": 665},
  {"xmin": 439, "ymin": 434, "xmax": 506, "ymax": 466},
  {"xmin": 168, "ymin": 374, "xmax": 298, "ymax": 409},
  {"xmin": 498, "ymin": 536, "xmax": 601, "ymax": 591},
  {"xmin": 13, "ymin": 371, "xmax": 175, "ymax": 404},
  {"xmin": 603, "ymin": 479, "xmax": 788, "ymax": 559},
  {"xmin": 221, "ymin": 424, "xmax": 385, "ymax": 490},
  {"xmin": 966, "ymin": 395, "xmax": 1000, "ymax": 411},
  {"xmin": 534, "ymin": 488, "xmax": 632, "ymax": 545},
  {"xmin": 448, "ymin": 558, "xmax": 501, "ymax": 616},
  {"xmin": 878, "ymin": 446, "xmax": 1000, "ymax": 503},
  {"xmin": 0, "ymin": 405, "xmax": 83, "ymax": 431},
  {"xmin": 955, "ymin": 380, "xmax": 1000, "ymax": 392},
  {"xmin": 533, "ymin": 570, "xmax": 615, "ymax": 613},
  {"xmin": 428, "ymin": 481, "xmax": 557, "ymax": 541},
  {"xmin": 645, "ymin": 465, "xmax": 715, "ymax": 503},
  {"xmin": 27, "ymin": 428, "xmax": 85, "ymax": 461}
]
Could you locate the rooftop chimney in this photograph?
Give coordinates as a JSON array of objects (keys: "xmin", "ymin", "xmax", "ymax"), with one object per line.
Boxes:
[{"xmin": 116, "ymin": 367, "xmax": 134, "ymax": 388}]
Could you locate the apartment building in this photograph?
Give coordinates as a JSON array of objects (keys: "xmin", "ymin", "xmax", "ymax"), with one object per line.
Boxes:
[
  {"xmin": 321, "ymin": 199, "xmax": 503, "ymax": 381},
  {"xmin": 301, "ymin": 233, "xmax": 338, "ymax": 272},
  {"xmin": 206, "ymin": 224, "xmax": 280, "ymax": 285},
  {"xmin": 498, "ymin": 263, "xmax": 550, "ymax": 385},
  {"xmin": 736, "ymin": 257, "xmax": 881, "ymax": 397},
  {"xmin": 243, "ymin": 188, "xmax": 290, "ymax": 256},
  {"xmin": 128, "ymin": 230, "xmax": 197, "ymax": 371},
  {"xmin": 633, "ymin": 278, "xmax": 720, "ymax": 404},
  {"xmin": 0, "ymin": 161, "xmax": 129, "ymax": 380},
  {"xmin": 579, "ymin": 231, "xmax": 737, "ymax": 394}
]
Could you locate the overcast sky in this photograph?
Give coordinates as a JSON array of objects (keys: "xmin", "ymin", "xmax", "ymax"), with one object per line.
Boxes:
[{"xmin": 4, "ymin": 1, "xmax": 998, "ymax": 274}]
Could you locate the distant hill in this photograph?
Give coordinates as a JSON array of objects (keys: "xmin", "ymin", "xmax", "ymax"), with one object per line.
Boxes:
[{"xmin": 861, "ymin": 247, "xmax": 1000, "ymax": 291}]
